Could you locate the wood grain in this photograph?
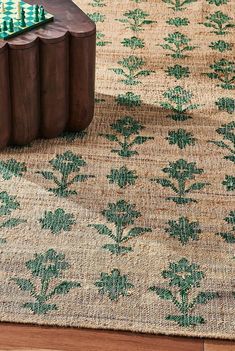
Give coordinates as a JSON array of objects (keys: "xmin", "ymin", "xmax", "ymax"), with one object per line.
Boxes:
[
  {"xmin": 0, "ymin": 324, "xmax": 204, "ymax": 351},
  {"xmin": 0, "ymin": 46, "xmax": 11, "ymax": 147},
  {"xmin": 40, "ymin": 34, "xmax": 69, "ymax": 138},
  {"xmin": 204, "ymin": 340, "xmax": 235, "ymax": 351},
  {"xmin": 9, "ymin": 40, "xmax": 40, "ymax": 145}
]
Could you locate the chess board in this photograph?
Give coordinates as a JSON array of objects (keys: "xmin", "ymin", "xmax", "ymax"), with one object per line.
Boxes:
[{"xmin": 0, "ymin": 0, "xmax": 53, "ymax": 39}]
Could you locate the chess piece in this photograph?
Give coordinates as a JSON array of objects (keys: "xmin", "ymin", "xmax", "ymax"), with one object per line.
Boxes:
[
  {"xmin": 34, "ymin": 4, "xmax": 39, "ymax": 22},
  {"xmin": 20, "ymin": 8, "xmax": 26, "ymax": 27},
  {"xmin": 17, "ymin": 1, "xmax": 21, "ymax": 20},
  {"xmin": 9, "ymin": 18, "xmax": 14, "ymax": 32},
  {"xmin": 2, "ymin": 20, "xmax": 7, "ymax": 31},
  {"xmin": 40, "ymin": 6, "xmax": 45, "ymax": 21}
]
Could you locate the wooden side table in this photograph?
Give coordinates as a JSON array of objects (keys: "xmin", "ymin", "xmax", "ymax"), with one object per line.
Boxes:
[{"xmin": 0, "ymin": 0, "xmax": 96, "ymax": 147}]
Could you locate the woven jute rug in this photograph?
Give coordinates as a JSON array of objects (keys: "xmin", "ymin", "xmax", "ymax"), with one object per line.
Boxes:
[{"xmin": 0, "ymin": 0, "xmax": 234, "ymax": 340}]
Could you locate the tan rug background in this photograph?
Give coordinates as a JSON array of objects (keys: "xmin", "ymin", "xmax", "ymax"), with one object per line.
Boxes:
[{"xmin": 0, "ymin": 0, "xmax": 234, "ymax": 340}]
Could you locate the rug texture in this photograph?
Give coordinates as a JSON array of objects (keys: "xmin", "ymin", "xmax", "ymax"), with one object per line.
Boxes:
[{"xmin": 0, "ymin": 0, "xmax": 234, "ymax": 340}]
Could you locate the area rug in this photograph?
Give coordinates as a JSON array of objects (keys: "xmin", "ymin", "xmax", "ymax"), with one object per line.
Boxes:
[{"xmin": 0, "ymin": 0, "xmax": 234, "ymax": 340}]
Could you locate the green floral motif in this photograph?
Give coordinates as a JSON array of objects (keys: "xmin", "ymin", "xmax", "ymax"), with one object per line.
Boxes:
[
  {"xmin": 107, "ymin": 166, "xmax": 138, "ymax": 188},
  {"xmin": 209, "ymin": 122, "xmax": 235, "ymax": 164},
  {"xmin": 165, "ymin": 64, "xmax": 190, "ymax": 79},
  {"xmin": 217, "ymin": 211, "xmax": 235, "ymax": 243},
  {"xmin": 111, "ymin": 56, "xmax": 155, "ymax": 86},
  {"xmin": 206, "ymin": 0, "xmax": 229, "ymax": 5},
  {"xmin": 12, "ymin": 249, "xmax": 81, "ymax": 315},
  {"xmin": 116, "ymin": 9, "xmax": 156, "ymax": 32},
  {"xmin": 151, "ymin": 159, "xmax": 209, "ymax": 204},
  {"xmin": 209, "ymin": 40, "xmax": 233, "ymax": 52},
  {"xmin": 222, "ymin": 175, "xmax": 235, "ymax": 191},
  {"xmin": 37, "ymin": 151, "xmax": 94, "ymax": 197},
  {"xmin": 100, "ymin": 116, "xmax": 153, "ymax": 158},
  {"xmin": 166, "ymin": 17, "xmax": 190, "ymax": 26},
  {"xmin": 121, "ymin": 36, "xmax": 145, "ymax": 49},
  {"xmin": 165, "ymin": 217, "xmax": 201, "ymax": 245},
  {"xmin": 39, "ymin": 209, "xmax": 76, "ymax": 235},
  {"xmin": 215, "ymin": 97, "xmax": 235, "ymax": 114},
  {"xmin": 116, "ymin": 92, "xmax": 142, "ymax": 108},
  {"xmin": 87, "ymin": 12, "xmax": 105, "ymax": 23},
  {"xmin": 162, "ymin": 0, "xmax": 197, "ymax": 11},
  {"xmin": 202, "ymin": 11, "xmax": 235, "ymax": 35},
  {"xmin": 159, "ymin": 86, "xmax": 200, "ymax": 121},
  {"xmin": 149, "ymin": 258, "xmax": 219, "ymax": 327},
  {"xmin": 89, "ymin": 200, "xmax": 152, "ymax": 254},
  {"xmin": 160, "ymin": 32, "xmax": 197, "ymax": 59},
  {"xmin": 88, "ymin": 0, "xmax": 106, "ymax": 7},
  {"xmin": 59, "ymin": 131, "xmax": 87, "ymax": 142},
  {"xmin": 0, "ymin": 191, "xmax": 26, "ymax": 244},
  {"xmin": 96, "ymin": 31, "xmax": 111, "ymax": 46},
  {"xmin": 0, "ymin": 159, "xmax": 26, "ymax": 180},
  {"xmin": 95, "ymin": 269, "xmax": 134, "ymax": 301},
  {"xmin": 205, "ymin": 59, "xmax": 235, "ymax": 90},
  {"xmin": 166, "ymin": 129, "xmax": 196, "ymax": 149}
]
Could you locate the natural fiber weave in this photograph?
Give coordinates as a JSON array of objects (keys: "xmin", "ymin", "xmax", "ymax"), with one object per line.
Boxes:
[{"xmin": 0, "ymin": 0, "xmax": 234, "ymax": 340}]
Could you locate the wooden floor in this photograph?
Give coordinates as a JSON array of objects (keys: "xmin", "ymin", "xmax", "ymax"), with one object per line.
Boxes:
[{"xmin": 0, "ymin": 324, "xmax": 234, "ymax": 351}]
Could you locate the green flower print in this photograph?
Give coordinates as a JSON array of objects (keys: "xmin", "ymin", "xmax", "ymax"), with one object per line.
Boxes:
[
  {"xmin": 111, "ymin": 56, "xmax": 154, "ymax": 86},
  {"xmin": 166, "ymin": 129, "xmax": 196, "ymax": 149},
  {"xmin": 37, "ymin": 151, "xmax": 94, "ymax": 197},
  {"xmin": 0, "ymin": 159, "xmax": 26, "ymax": 180},
  {"xmin": 162, "ymin": 0, "xmax": 197, "ymax": 11},
  {"xmin": 149, "ymin": 258, "xmax": 219, "ymax": 327},
  {"xmin": 217, "ymin": 211, "xmax": 235, "ymax": 243},
  {"xmin": 209, "ymin": 122, "xmax": 235, "ymax": 164},
  {"xmin": 159, "ymin": 86, "xmax": 200, "ymax": 121},
  {"xmin": 165, "ymin": 217, "xmax": 201, "ymax": 244},
  {"xmin": 209, "ymin": 40, "xmax": 233, "ymax": 53},
  {"xmin": 107, "ymin": 166, "xmax": 138, "ymax": 188},
  {"xmin": 151, "ymin": 159, "xmax": 209, "ymax": 204},
  {"xmin": 160, "ymin": 32, "xmax": 197, "ymax": 59},
  {"xmin": 116, "ymin": 9, "xmax": 156, "ymax": 32},
  {"xmin": 12, "ymin": 249, "xmax": 81, "ymax": 315},
  {"xmin": 202, "ymin": 11, "xmax": 235, "ymax": 35},
  {"xmin": 0, "ymin": 191, "xmax": 26, "ymax": 243},
  {"xmin": 89, "ymin": 200, "xmax": 152, "ymax": 254},
  {"xmin": 205, "ymin": 59, "xmax": 235, "ymax": 90},
  {"xmin": 100, "ymin": 116, "xmax": 153, "ymax": 158},
  {"xmin": 39, "ymin": 208, "xmax": 76, "ymax": 235},
  {"xmin": 215, "ymin": 97, "xmax": 235, "ymax": 114},
  {"xmin": 95, "ymin": 269, "xmax": 134, "ymax": 301}
]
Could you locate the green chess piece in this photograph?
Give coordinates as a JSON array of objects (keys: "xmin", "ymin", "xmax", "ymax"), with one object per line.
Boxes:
[
  {"xmin": 34, "ymin": 4, "xmax": 39, "ymax": 22},
  {"xmin": 9, "ymin": 18, "xmax": 14, "ymax": 33},
  {"xmin": 2, "ymin": 21, "xmax": 7, "ymax": 32},
  {"xmin": 40, "ymin": 6, "xmax": 45, "ymax": 21},
  {"xmin": 20, "ymin": 8, "xmax": 26, "ymax": 27}
]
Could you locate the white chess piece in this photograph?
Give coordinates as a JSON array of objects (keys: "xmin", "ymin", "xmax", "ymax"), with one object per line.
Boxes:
[
  {"xmin": 16, "ymin": 1, "xmax": 21, "ymax": 20},
  {"xmin": 1, "ymin": 1, "xmax": 5, "ymax": 14}
]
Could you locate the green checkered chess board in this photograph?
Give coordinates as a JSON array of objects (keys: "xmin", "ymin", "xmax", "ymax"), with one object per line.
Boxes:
[{"xmin": 0, "ymin": 0, "xmax": 53, "ymax": 40}]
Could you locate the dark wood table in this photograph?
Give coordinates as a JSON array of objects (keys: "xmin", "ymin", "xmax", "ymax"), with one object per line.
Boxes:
[{"xmin": 0, "ymin": 0, "xmax": 96, "ymax": 147}]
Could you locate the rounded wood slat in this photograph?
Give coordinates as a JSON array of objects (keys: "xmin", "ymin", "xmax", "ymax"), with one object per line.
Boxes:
[
  {"xmin": 9, "ymin": 40, "xmax": 40, "ymax": 145},
  {"xmin": 68, "ymin": 33, "xmax": 96, "ymax": 131},
  {"xmin": 0, "ymin": 46, "xmax": 11, "ymax": 147},
  {"xmin": 40, "ymin": 34, "xmax": 69, "ymax": 138}
]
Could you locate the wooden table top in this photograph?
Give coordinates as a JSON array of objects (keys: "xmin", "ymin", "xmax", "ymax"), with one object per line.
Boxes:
[{"xmin": 0, "ymin": 0, "xmax": 96, "ymax": 49}]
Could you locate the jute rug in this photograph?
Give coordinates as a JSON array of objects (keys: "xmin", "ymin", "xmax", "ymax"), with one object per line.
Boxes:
[{"xmin": 0, "ymin": 0, "xmax": 234, "ymax": 340}]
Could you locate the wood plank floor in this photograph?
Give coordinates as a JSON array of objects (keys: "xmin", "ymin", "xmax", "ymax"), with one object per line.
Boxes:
[{"xmin": 0, "ymin": 324, "xmax": 234, "ymax": 351}]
